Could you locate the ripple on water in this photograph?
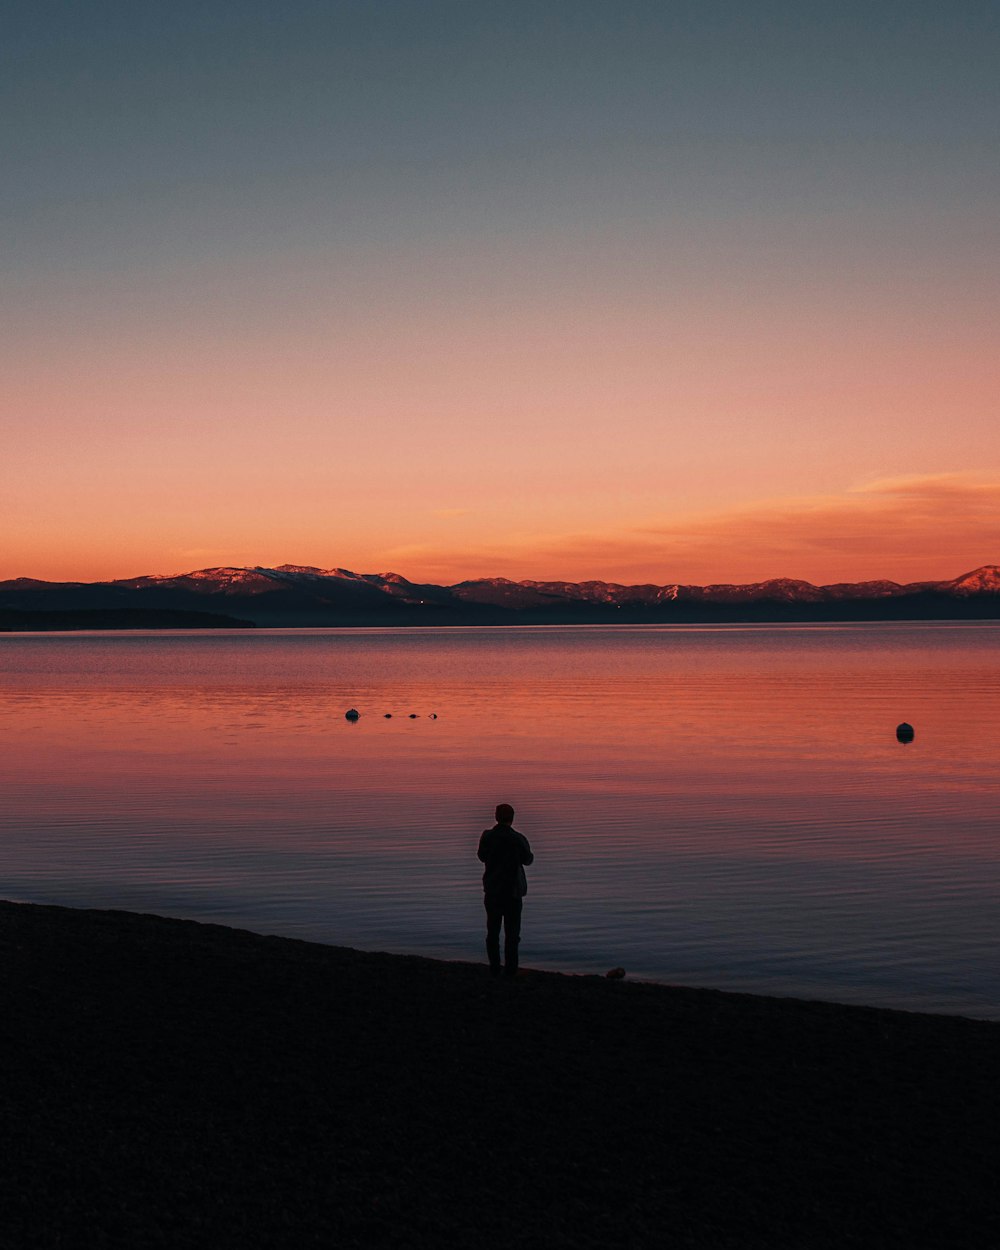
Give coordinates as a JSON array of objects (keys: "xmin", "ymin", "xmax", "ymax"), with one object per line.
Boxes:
[{"xmin": 2, "ymin": 624, "xmax": 1000, "ymax": 1017}]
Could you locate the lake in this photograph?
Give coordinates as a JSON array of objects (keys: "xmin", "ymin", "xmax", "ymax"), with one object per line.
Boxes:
[{"xmin": 1, "ymin": 624, "xmax": 999, "ymax": 1018}]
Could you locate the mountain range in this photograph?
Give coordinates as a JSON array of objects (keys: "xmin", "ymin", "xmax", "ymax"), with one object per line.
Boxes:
[{"xmin": 3, "ymin": 564, "xmax": 1000, "ymax": 628}]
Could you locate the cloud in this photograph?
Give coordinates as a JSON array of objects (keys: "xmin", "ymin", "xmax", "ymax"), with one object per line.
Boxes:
[
  {"xmin": 850, "ymin": 473, "xmax": 1000, "ymax": 500},
  {"xmin": 636, "ymin": 474, "xmax": 1000, "ymax": 579},
  {"xmin": 379, "ymin": 473, "xmax": 1000, "ymax": 585}
]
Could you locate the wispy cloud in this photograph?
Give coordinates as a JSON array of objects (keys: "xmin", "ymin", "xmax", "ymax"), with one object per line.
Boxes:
[
  {"xmin": 631, "ymin": 473, "xmax": 1000, "ymax": 579},
  {"xmin": 850, "ymin": 473, "xmax": 1000, "ymax": 499},
  {"xmin": 380, "ymin": 474, "xmax": 1000, "ymax": 585}
]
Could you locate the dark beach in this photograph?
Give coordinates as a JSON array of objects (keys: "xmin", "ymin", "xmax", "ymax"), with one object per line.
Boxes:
[{"xmin": 1, "ymin": 901, "xmax": 997, "ymax": 1248}]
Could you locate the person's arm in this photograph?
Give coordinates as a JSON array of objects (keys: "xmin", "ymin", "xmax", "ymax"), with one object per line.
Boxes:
[
  {"xmin": 477, "ymin": 830, "xmax": 490, "ymax": 863},
  {"xmin": 518, "ymin": 834, "xmax": 533, "ymax": 866}
]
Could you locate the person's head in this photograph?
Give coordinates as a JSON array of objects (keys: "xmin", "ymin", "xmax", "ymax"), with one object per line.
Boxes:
[{"xmin": 495, "ymin": 803, "xmax": 515, "ymax": 826}]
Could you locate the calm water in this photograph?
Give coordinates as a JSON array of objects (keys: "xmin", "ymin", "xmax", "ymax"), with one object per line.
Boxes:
[{"xmin": 1, "ymin": 624, "xmax": 999, "ymax": 1018}]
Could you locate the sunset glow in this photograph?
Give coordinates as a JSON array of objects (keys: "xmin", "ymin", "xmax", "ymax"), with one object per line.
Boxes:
[{"xmin": 4, "ymin": 3, "xmax": 998, "ymax": 584}]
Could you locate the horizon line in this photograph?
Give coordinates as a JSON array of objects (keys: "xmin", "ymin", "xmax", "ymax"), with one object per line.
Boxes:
[{"xmin": 4, "ymin": 560, "xmax": 1000, "ymax": 591}]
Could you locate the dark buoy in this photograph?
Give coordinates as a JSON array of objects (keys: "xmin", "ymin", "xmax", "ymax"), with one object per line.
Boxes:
[
  {"xmin": 384, "ymin": 713, "xmax": 392, "ymax": 718},
  {"xmin": 409, "ymin": 713, "xmax": 419, "ymax": 719},
  {"xmin": 429, "ymin": 713, "xmax": 437, "ymax": 719},
  {"xmin": 345, "ymin": 708, "xmax": 360, "ymax": 721},
  {"xmin": 896, "ymin": 722, "xmax": 914, "ymax": 743}
]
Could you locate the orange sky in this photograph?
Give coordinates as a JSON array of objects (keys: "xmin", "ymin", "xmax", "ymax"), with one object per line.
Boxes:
[{"xmin": 4, "ymin": 5, "xmax": 998, "ymax": 586}]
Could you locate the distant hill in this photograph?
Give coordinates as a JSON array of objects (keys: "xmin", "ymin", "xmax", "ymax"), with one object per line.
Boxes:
[
  {"xmin": 1, "ymin": 564, "xmax": 999, "ymax": 627},
  {"xmin": 0, "ymin": 608, "xmax": 255, "ymax": 632}
]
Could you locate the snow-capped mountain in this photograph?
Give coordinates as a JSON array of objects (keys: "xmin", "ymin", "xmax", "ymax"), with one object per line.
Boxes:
[
  {"xmin": 942, "ymin": 566, "xmax": 1000, "ymax": 595},
  {"xmin": 2, "ymin": 564, "xmax": 999, "ymax": 626}
]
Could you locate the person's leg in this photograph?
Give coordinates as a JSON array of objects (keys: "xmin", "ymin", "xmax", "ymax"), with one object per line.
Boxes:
[
  {"xmin": 503, "ymin": 898, "xmax": 523, "ymax": 976},
  {"xmin": 484, "ymin": 896, "xmax": 503, "ymax": 975}
]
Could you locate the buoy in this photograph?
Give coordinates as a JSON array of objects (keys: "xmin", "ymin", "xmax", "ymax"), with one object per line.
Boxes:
[
  {"xmin": 384, "ymin": 713, "xmax": 392, "ymax": 719},
  {"xmin": 345, "ymin": 708, "xmax": 360, "ymax": 721},
  {"xmin": 409, "ymin": 713, "xmax": 419, "ymax": 719},
  {"xmin": 429, "ymin": 713, "xmax": 438, "ymax": 719},
  {"xmin": 896, "ymin": 722, "xmax": 914, "ymax": 743}
]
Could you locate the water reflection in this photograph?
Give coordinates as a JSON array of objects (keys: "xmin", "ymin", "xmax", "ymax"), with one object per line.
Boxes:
[{"xmin": 1, "ymin": 624, "xmax": 999, "ymax": 1017}]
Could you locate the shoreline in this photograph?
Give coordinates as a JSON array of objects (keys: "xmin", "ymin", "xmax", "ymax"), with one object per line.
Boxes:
[
  {"xmin": 5, "ymin": 614, "xmax": 1000, "ymax": 632},
  {"xmin": 2, "ymin": 899, "xmax": 998, "ymax": 1247}
]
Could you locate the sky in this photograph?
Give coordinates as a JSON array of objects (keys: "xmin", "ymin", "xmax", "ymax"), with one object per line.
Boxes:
[{"xmin": 3, "ymin": 0, "xmax": 999, "ymax": 585}]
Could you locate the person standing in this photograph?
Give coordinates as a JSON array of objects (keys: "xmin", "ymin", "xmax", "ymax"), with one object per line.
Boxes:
[{"xmin": 477, "ymin": 803, "xmax": 533, "ymax": 978}]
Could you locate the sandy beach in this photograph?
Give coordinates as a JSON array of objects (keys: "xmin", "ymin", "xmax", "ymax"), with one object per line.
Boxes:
[{"xmin": 1, "ymin": 899, "xmax": 997, "ymax": 1248}]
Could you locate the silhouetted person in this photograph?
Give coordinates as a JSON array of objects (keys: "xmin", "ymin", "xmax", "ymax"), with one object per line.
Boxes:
[{"xmin": 477, "ymin": 803, "xmax": 533, "ymax": 978}]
